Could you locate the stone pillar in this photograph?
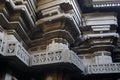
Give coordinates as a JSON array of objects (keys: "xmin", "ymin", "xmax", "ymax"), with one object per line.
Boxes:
[
  {"xmin": 0, "ymin": 73, "xmax": 12, "ymax": 80},
  {"xmin": 0, "ymin": 73, "xmax": 18, "ymax": 80},
  {"xmin": 4, "ymin": 73, "xmax": 11, "ymax": 80},
  {"xmin": 93, "ymin": 51, "xmax": 112, "ymax": 64},
  {"xmin": 43, "ymin": 71, "xmax": 71, "ymax": 80}
]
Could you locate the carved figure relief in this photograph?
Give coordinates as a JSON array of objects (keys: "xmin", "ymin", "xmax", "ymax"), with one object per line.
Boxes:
[
  {"xmin": 55, "ymin": 51, "xmax": 62, "ymax": 60},
  {"xmin": 1, "ymin": 42, "xmax": 4, "ymax": 52},
  {"xmin": 34, "ymin": 55, "xmax": 39, "ymax": 63},
  {"xmin": 0, "ymin": 39, "xmax": 2, "ymax": 48},
  {"xmin": 47, "ymin": 52, "xmax": 54, "ymax": 61},
  {"xmin": 8, "ymin": 43, "xmax": 16, "ymax": 54},
  {"xmin": 40, "ymin": 53, "xmax": 46, "ymax": 62}
]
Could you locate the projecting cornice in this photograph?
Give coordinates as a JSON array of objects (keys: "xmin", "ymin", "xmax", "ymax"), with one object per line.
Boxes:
[{"xmin": 92, "ymin": 0, "xmax": 120, "ymax": 8}]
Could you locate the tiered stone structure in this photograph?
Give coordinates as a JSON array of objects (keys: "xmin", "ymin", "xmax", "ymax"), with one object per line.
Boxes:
[{"xmin": 0, "ymin": 0, "xmax": 120, "ymax": 80}]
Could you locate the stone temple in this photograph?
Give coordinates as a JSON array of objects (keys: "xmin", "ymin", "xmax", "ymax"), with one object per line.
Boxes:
[{"xmin": 0, "ymin": 0, "xmax": 120, "ymax": 80}]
